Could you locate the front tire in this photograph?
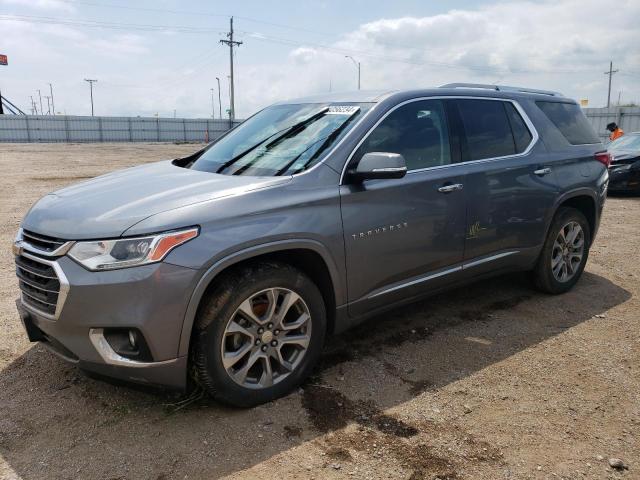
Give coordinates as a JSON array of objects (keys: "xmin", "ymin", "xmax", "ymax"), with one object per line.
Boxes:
[
  {"xmin": 533, "ymin": 207, "xmax": 591, "ymax": 294},
  {"xmin": 191, "ymin": 262, "xmax": 326, "ymax": 407}
]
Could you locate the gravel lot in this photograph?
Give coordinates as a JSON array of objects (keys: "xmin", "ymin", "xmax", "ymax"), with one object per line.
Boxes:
[{"xmin": 0, "ymin": 143, "xmax": 638, "ymax": 480}]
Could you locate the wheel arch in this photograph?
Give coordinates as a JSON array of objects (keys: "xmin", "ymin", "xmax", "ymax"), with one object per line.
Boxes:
[
  {"xmin": 177, "ymin": 239, "xmax": 343, "ymax": 358},
  {"xmin": 546, "ymin": 188, "xmax": 598, "ymax": 246}
]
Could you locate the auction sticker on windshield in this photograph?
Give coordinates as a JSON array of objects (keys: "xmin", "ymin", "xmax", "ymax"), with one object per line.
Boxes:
[{"xmin": 326, "ymin": 105, "xmax": 360, "ymax": 115}]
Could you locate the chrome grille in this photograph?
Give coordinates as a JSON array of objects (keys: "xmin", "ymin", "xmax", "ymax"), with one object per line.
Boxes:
[
  {"xmin": 22, "ymin": 229, "xmax": 67, "ymax": 253},
  {"xmin": 15, "ymin": 254, "xmax": 61, "ymax": 316}
]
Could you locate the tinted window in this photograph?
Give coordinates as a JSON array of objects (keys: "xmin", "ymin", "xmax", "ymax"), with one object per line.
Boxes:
[
  {"xmin": 505, "ymin": 103, "xmax": 533, "ymax": 153},
  {"xmin": 457, "ymin": 99, "xmax": 516, "ymax": 161},
  {"xmin": 354, "ymin": 100, "xmax": 450, "ymax": 171},
  {"xmin": 536, "ymin": 101, "xmax": 600, "ymax": 145}
]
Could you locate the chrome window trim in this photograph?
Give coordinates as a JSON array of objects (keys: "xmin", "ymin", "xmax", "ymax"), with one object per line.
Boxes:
[
  {"xmin": 366, "ymin": 250, "xmax": 519, "ymax": 300},
  {"xmin": 339, "ymin": 95, "xmax": 540, "ymax": 185},
  {"xmin": 17, "ymin": 251, "xmax": 70, "ymax": 321}
]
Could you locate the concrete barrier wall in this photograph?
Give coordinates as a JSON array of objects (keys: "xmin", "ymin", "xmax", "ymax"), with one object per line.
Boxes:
[{"xmin": 0, "ymin": 115, "xmax": 242, "ymax": 143}]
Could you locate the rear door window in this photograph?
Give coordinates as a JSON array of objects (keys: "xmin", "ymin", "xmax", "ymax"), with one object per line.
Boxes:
[
  {"xmin": 456, "ymin": 99, "xmax": 516, "ymax": 161},
  {"xmin": 536, "ymin": 101, "xmax": 600, "ymax": 145}
]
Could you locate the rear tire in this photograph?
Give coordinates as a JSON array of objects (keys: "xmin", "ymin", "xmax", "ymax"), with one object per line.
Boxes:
[
  {"xmin": 191, "ymin": 262, "xmax": 326, "ymax": 407},
  {"xmin": 533, "ymin": 207, "xmax": 591, "ymax": 294}
]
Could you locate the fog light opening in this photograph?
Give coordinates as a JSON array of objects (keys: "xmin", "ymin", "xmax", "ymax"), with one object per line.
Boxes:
[{"xmin": 102, "ymin": 328, "xmax": 153, "ymax": 362}]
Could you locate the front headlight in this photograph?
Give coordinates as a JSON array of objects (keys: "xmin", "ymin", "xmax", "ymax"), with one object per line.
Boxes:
[{"xmin": 68, "ymin": 227, "xmax": 199, "ymax": 271}]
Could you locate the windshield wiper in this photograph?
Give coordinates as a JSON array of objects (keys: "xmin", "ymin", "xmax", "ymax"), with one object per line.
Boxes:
[
  {"xmin": 216, "ymin": 107, "xmax": 329, "ymax": 174},
  {"xmin": 286, "ymin": 112, "xmax": 359, "ymax": 175}
]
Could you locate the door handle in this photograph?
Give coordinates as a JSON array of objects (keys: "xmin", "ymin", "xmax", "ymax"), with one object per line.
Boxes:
[
  {"xmin": 437, "ymin": 183, "xmax": 463, "ymax": 193},
  {"xmin": 534, "ymin": 167, "xmax": 552, "ymax": 176}
]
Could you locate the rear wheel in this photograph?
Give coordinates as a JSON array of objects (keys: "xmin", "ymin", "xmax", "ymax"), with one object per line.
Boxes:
[
  {"xmin": 533, "ymin": 207, "xmax": 591, "ymax": 294},
  {"xmin": 191, "ymin": 262, "xmax": 326, "ymax": 407}
]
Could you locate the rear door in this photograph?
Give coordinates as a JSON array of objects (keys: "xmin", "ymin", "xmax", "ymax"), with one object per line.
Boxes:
[
  {"xmin": 340, "ymin": 99, "xmax": 467, "ymax": 316},
  {"xmin": 452, "ymin": 98, "xmax": 558, "ymax": 272}
]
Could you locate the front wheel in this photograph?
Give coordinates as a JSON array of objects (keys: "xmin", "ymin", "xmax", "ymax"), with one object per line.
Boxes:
[
  {"xmin": 533, "ymin": 207, "xmax": 591, "ymax": 294},
  {"xmin": 191, "ymin": 262, "xmax": 326, "ymax": 407}
]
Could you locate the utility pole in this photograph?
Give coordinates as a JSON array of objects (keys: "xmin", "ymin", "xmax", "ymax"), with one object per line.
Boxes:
[
  {"xmin": 84, "ymin": 79, "xmax": 97, "ymax": 116},
  {"xmin": 345, "ymin": 56, "xmax": 361, "ymax": 90},
  {"xmin": 45, "ymin": 95, "xmax": 51, "ymax": 115},
  {"xmin": 48, "ymin": 83, "xmax": 55, "ymax": 115},
  {"xmin": 215, "ymin": 77, "xmax": 222, "ymax": 119},
  {"xmin": 220, "ymin": 17, "xmax": 242, "ymax": 120},
  {"xmin": 210, "ymin": 88, "xmax": 215, "ymax": 119},
  {"xmin": 37, "ymin": 89, "xmax": 43, "ymax": 116},
  {"xmin": 30, "ymin": 95, "xmax": 36, "ymax": 114},
  {"xmin": 604, "ymin": 61, "xmax": 618, "ymax": 108}
]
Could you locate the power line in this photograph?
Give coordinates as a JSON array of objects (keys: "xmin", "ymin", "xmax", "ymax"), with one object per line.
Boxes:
[
  {"xmin": 0, "ymin": 14, "xmax": 224, "ymax": 34},
  {"xmin": 1, "ymin": 13, "xmax": 627, "ymax": 77},
  {"xmin": 52, "ymin": 0, "xmax": 339, "ymax": 38}
]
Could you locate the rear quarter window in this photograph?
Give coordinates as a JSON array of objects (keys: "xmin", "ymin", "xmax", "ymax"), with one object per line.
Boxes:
[
  {"xmin": 504, "ymin": 103, "xmax": 533, "ymax": 153},
  {"xmin": 536, "ymin": 101, "xmax": 600, "ymax": 145}
]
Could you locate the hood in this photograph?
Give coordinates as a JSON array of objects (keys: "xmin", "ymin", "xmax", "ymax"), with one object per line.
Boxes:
[{"xmin": 22, "ymin": 160, "xmax": 289, "ymax": 239}]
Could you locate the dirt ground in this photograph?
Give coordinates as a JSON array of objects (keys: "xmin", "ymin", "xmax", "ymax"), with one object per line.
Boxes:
[{"xmin": 0, "ymin": 143, "xmax": 638, "ymax": 480}]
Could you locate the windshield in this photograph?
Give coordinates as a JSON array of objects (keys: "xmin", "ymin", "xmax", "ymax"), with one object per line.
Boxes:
[
  {"xmin": 189, "ymin": 102, "xmax": 372, "ymax": 176},
  {"xmin": 608, "ymin": 134, "xmax": 640, "ymax": 152}
]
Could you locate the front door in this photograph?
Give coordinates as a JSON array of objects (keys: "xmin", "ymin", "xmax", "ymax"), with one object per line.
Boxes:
[{"xmin": 340, "ymin": 99, "xmax": 467, "ymax": 317}]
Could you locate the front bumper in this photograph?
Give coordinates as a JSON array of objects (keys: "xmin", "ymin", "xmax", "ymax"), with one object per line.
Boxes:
[{"xmin": 15, "ymin": 255, "xmax": 200, "ymax": 390}]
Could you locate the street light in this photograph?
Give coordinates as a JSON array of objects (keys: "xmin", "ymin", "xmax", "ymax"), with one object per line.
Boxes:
[
  {"xmin": 210, "ymin": 88, "xmax": 215, "ymax": 119},
  {"xmin": 345, "ymin": 55, "xmax": 361, "ymax": 90},
  {"xmin": 215, "ymin": 77, "xmax": 222, "ymax": 120},
  {"xmin": 37, "ymin": 89, "xmax": 43, "ymax": 116},
  {"xmin": 48, "ymin": 83, "xmax": 55, "ymax": 115}
]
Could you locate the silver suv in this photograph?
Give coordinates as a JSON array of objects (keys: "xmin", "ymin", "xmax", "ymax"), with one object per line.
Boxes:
[{"xmin": 14, "ymin": 84, "xmax": 609, "ymax": 406}]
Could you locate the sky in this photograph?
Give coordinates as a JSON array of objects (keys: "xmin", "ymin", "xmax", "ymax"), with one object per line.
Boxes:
[{"xmin": 0, "ymin": 0, "xmax": 639, "ymax": 118}]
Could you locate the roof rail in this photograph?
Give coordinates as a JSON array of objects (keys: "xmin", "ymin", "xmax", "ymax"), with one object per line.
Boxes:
[{"xmin": 440, "ymin": 83, "xmax": 562, "ymax": 97}]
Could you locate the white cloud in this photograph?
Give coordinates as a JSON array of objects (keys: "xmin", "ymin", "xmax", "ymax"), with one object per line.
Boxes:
[
  {"xmin": 1, "ymin": 0, "xmax": 638, "ymax": 118},
  {"xmin": 0, "ymin": 0, "xmax": 74, "ymax": 11}
]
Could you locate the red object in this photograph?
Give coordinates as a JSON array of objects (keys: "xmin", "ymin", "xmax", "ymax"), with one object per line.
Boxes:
[
  {"xmin": 594, "ymin": 151, "xmax": 612, "ymax": 168},
  {"xmin": 0, "ymin": 54, "xmax": 7, "ymax": 66}
]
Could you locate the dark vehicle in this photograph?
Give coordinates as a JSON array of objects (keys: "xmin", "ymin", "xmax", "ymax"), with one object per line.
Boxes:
[
  {"xmin": 607, "ymin": 132, "xmax": 640, "ymax": 192},
  {"xmin": 14, "ymin": 83, "xmax": 609, "ymax": 407}
]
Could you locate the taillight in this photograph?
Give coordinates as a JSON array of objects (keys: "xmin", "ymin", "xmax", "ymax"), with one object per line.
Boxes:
[{"xmin": 595, "ymin": 151, "xmax": 612, "ymax": 168}]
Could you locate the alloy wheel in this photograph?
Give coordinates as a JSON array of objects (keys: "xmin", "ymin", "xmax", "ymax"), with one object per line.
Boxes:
[
  {"xmin": 220, "ymin": 287, "xmax": 312, "ymax": 389},
  {"xmin": 551, "ymin": 221, "xmax": 584, "ymax": 283}
]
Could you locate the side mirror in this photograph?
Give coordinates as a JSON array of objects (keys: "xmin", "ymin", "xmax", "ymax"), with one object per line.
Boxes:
[{"xmin": 349, "ymin": 152, "xmax": 407, "ymax": 182}]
